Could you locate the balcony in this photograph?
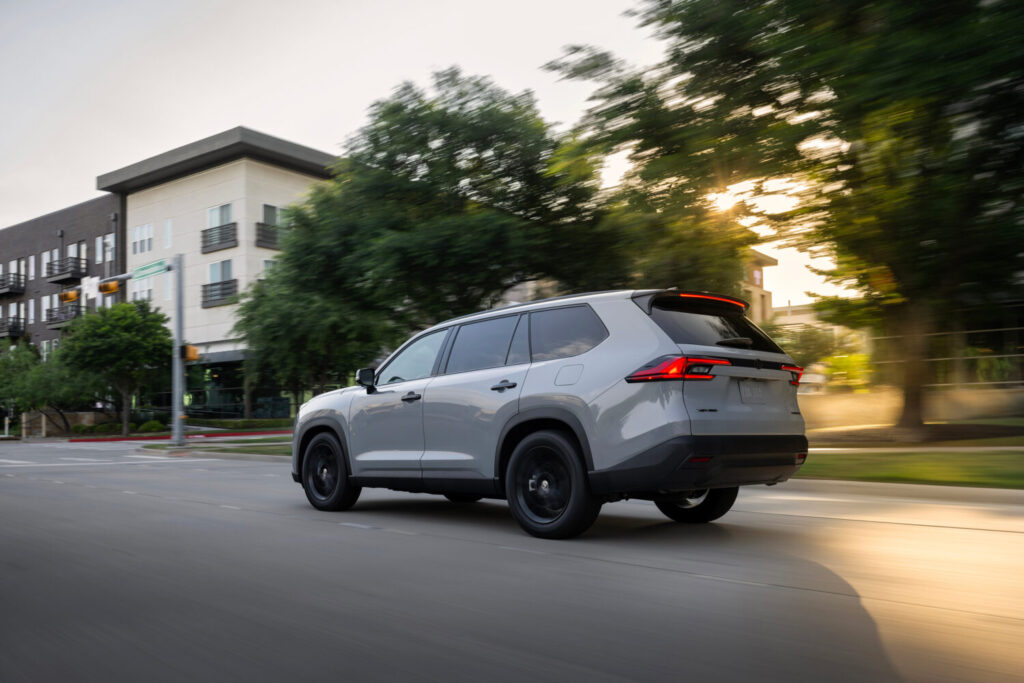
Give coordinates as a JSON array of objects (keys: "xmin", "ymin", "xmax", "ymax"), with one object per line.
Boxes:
[
  {"xmin": 46, "ymin": 257, "xmax": 88, "ymax": 284},
  {"xmin": 0, "ymin": 317, "xmax": 25, "ymax": 338},
  {"xmin": 46, "ymin": 304, "xmax": 81, "ymax": 329},
  {"xmin": 255, "ymin": 222, "xmax": 282, "ymax": 250},
  {"xmin": 201, "ymin": 222, "xmax": 238, "ymax": 253},
  {"xmin": 201, "ymin": 279, "xmax": 238, "ymax": 308},
  {"xmin": 0, "ymin": 273, "xmax": 26, "ymax": 296}
]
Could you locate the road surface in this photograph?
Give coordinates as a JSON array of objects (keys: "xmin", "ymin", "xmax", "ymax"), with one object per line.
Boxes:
[{"xmin": 1, "ymin": 440, "xmax": 1021, "ymax": 682}]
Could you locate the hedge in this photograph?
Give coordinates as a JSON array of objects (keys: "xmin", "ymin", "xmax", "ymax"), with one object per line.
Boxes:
[{"xmin": 184, "ymin": 418, "xmax": 294, "ymax": 430}]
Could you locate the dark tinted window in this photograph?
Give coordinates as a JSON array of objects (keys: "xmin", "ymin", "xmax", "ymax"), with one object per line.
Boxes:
[
  {"xmin": 446, "ymin": 316, "xmax": 519, "ymax": 374},
  {"xmin": 648, "ymin": 297, "xmax": 783, "ymax": 353},
  {"xmin": 505, "ymin": 315, "xmax": 529, "ymax": 366},
  {"xmin": 530, "ymin": 306, "xmax": 608, "ymax": 362}
]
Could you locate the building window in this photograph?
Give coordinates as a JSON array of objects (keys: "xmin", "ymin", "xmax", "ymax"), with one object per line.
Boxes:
[
  {"xmin": 209, "ymin": 259, "xmax": 232, "ymax": 283},
  {"xmin": 41, "ymin": 340, "xmax": 49, "ymax": 360},
  {"xmin": 28, "ymin": 299, "xmax": 34, "ymax": 325},
  {"xmin": 208, "ymin": 204, "xmax": 232, "ymax": 228},
  {"xmin": 262, "ymin": 204, "xmax": 280, "ymax": 225},
  {"xmin": 164, "ymin": 219, "xmax": 172, "ymax": 249},
  {"xmin": 28, "ymin": 255, "xmax": 34, "ymax": 280},
  {"xmin": 132, "ymin": 276, "xmax": 153, "ymax": 302},
  {"xmin": 95, "ymin": 236, "xmax": 103, "ymax": 263},
  {"xmin": 132, "ymin": 224, "xmax": 153, "ymax": 255},
  {"xmin": 262, "ymin": 259, "xmax": 276, "ymax": 272},
  {"xmin": 104, "ymin": 233, "xmax": 115, "ymax": 262}
]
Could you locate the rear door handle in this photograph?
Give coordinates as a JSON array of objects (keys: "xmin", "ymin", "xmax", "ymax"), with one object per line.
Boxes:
[
  {"xmin": 490, "ymin": 380, "xmax": 517, "ymax": 392},
  {"xmin": 401, "ymin": 392, "xmax": 422, "ymax": 402}
]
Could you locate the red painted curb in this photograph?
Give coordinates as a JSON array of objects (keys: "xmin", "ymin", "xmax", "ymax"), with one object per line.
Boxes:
[{"xmin": 68, "ymin": 429, "xmax": 293, "ymax": 443}]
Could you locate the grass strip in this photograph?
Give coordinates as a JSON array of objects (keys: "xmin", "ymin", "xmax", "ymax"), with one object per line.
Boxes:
[{"xmin": 795, "ymin": 451, "xmax": 1024, "ymax": 489}]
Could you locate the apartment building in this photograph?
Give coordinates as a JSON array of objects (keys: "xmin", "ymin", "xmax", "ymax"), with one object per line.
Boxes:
[
  {"xmin": 742, "ymin": 249, "xmax": 778, "ymax": 323},
  {"xmin": 96, "ymin": 127, "xmax": 336, "ymax": 416},
  {"xmin": 0, "ymin": 195, "xmax": 124, "ymax": 356}
]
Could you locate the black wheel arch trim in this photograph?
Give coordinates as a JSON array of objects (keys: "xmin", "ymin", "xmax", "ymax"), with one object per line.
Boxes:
[
  {"xmin": 495, "ymin": 407, "xmax": 595, "ymax": 477},
  {"xmin": 294, "ymin": 416, "xmax": 353, "ymax": 481}
]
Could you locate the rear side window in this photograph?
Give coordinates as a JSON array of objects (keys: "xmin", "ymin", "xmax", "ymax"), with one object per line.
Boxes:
[
  {"xmin": 530, "ymin": 305, "xmax": 608, "ymax": 361},
  {"xmin": 446, "ymin": 315, "xmax": 519, "ymax": 374},
  {"xmin": 647, "ymin": 297, "xmax": 783, "ymax": 353}
]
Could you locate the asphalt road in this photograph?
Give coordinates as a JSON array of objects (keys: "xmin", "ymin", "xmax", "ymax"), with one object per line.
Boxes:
[{"xmin": 1, "ymin": 440, "xmax": 1021, "ymax": 683}]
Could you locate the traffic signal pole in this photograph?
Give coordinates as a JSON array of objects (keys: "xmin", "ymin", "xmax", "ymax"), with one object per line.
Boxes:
[{"xmin": 171, "ymin": 253, "xmax": 185, "ymax": 447}]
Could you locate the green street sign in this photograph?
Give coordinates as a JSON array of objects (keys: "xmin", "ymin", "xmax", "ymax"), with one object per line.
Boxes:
[{"xmin": 133, "ymin": 259, "xmax": 167, "ymax": 280}]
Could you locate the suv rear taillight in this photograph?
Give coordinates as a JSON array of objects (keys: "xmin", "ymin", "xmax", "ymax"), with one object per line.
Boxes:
[
  {"xmin": 782, "ymin": 365, "xmax": 803, "ymax": 386},
  {"xmin": 625, "ymin": 356, "xmax": 731, "ymax": 383}
]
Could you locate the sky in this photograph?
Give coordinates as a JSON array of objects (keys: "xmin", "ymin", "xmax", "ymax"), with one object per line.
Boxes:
[{"xmin": 0, "ymin": 0, "xmax": 848, "ymax": 306}]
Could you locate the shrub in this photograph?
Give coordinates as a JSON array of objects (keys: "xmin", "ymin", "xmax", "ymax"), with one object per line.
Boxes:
[
  {"xmin": 185, "ymin": 418, "xmax": 293, "ymax": 430},
  {"xmin": 71, "ymin": 424, "xmax": 90, "ymax": 434},
  {"xmin": 137, "ymin": 420, "xmax": 165, "ymax": 433}
]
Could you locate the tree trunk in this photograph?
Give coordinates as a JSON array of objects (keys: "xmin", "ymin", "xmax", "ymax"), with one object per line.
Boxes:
[
  {"xmin": 895, "ymin": 304, "xmax": 931, "ymax": 440},
  {"xmin": 121, "ymin": 389, "xmax": 131, "ymax": 436},
  {"xmin": 243, "ymin": 373, "xmax": 253, "ymax": 420}
]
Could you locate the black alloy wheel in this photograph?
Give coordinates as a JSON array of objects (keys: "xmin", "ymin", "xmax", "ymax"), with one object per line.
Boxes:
[
  {"xmin": 301, "ymin": 432, "xmax": 361, "ymax": 511},
  {"xmin": 506, "ymin": 430, "xmax": 601, "ymax": 539},
  {"xmin": 655, "ymin": 486, "xmax": 738, "ymax": 523}
]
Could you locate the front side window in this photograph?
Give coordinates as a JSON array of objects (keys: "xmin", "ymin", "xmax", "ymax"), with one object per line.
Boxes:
[
  {"xmin": 208, "ymin": 204, "xmax": 232, "ymax": 228},
  {"xmin": 530, "ymin": 306, "xmax": 608, "ymax": 362},
  {"xmin": 445, "ymin": 316, "xmax": 518, "ymax": 374},
  {"xmin": 377, "ymin": 330, "xmax": 447, "ymax": 386}
]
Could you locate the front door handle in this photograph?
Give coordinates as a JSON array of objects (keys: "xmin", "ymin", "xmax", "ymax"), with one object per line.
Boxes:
[
  {"xmin": 490, "ymin": 380, "xmax": 517, "ymax": 392},
  {"xmin": 401, "ymin": 392, "xmax": 422, "ymax": 402}
]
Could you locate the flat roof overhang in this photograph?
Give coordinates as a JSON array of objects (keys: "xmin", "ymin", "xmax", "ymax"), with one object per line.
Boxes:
[{"xmin": 97, "ymin": 127, "xmax": 337, "ymax": 194}]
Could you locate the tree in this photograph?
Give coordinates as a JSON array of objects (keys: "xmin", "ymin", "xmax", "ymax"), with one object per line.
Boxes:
[
  {"xmin": 60, "ymin": 301, "xmax": 172, "ymax": 436},
  {"xmin": 237, "ymin": 69, "xmax": 630, "ymax": 397},
  {"xmin": 555, "ymin": 0, "xmax": 1024, "ymax": 435},
  {"xmin": 0, "ymin": 343, "xmax": 105, "ymax": 434}
]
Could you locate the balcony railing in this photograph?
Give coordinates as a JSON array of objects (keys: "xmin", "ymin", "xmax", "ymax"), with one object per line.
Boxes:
[
  {"xmin": 0, "ymin": 272, "xmax": 26, "ymax": 296},
  {"xmin": 0, "ymin": 317, "xmax": 25, "ymax": 338},
  {"xmin": 201, "ymin": 279, "xmax": 238, "ymax": 308},
  {"xmin": 45, "ymin": 304, "xmax": 80, "ymax": 329},
  {"xmin": 46, "ymin": 257, "xmax": 87, "ymax": 284},
  {"xmin": 255, "ymin": 222, "xmax": 282, "ymax": 250},
  {"xmin": 201, "ymin": 222, "xmax": 238, "ymax": 253}
]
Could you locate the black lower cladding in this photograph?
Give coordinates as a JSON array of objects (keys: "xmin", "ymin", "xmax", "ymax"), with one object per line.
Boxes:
[{"xmin": 588, "ymin": 434, "xmax": 808, "ymax": 496}]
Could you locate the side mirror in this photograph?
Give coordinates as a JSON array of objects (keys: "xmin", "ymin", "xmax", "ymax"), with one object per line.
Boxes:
[{"xmin": 356, "ymin": 368, "xmax": 376, "ymax": 393}]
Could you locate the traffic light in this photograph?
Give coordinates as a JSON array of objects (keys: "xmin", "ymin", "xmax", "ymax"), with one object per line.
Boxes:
[
  {"xmin": 58, "ymin": 289, "xmax": 80, "ymax": 303},
  {"xmin": 180, "ymin": 345, "xmax": 200, "ymax": 362},
  {"xmin": 98, "ymin": 281, "xmax": 120, "ymax": 295}
]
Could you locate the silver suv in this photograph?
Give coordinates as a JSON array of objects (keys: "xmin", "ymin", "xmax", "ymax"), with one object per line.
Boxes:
[{"xmin": 292, "ymin": 290, "xmax": 807, "ymax": 538}]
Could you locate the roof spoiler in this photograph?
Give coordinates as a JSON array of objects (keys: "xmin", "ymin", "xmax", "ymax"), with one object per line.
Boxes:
[{"xmin": 631, "ymin": 290, "xmax": 750, "ymax": 314}]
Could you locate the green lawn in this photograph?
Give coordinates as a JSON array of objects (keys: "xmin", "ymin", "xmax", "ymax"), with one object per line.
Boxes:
[{"xmin": 796, "ymin": 451, "xmax": 1024, "ymax": 489}]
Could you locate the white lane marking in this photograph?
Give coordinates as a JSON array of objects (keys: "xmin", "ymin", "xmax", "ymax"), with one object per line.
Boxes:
[
  {"xmin": 0, "ymin": 459, "xmax": 217, "ymax": 468},
  {"xmin": 339, "ymin": 522, "xmax": 374, "ymax": 529},
  {"xmin": 219, "ymin": 505, "xmax": 241, "ymax": 510},
  {"xmin": 60, "ymin": 457, "xmax": 111, "ymax": 462},
  {"xmin": 0, "ymin": 459, "xmax": 31, "ymax": 464},
  {"xmin": 122, "ymin": 491, "xmax": 137, "ymax": 495}
]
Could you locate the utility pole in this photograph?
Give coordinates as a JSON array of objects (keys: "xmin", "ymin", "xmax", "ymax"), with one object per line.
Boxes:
[{"xmin": 171, "ymin": 253, "xmax": 185, "ymax": 447}]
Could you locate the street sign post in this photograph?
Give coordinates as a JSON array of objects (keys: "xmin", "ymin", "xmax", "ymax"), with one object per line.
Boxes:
[{"xmin": 132, "ymin": 259, "xmax": 167, "ymax": 281}]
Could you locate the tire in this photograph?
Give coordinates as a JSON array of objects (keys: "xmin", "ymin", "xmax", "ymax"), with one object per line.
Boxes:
[
  {"xmin": 444, "ymin": 494, "xmax": 483, "ymax": 504},
  {"xmin": 655, "ymin": 487, "xmax": 738, "ymax": 523},
  {"xmin": 301, "ymin": 432, "xmax": 361, "ymax": 511},
  {"xmin": 505, "ymin": 430, "xmax": 601, "ymax": 539}
]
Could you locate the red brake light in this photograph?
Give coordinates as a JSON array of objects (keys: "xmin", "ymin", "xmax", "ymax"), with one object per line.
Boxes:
[
  {"xmin": 676, "ymin": 293, "xmax": 749, "ymax": 310},
  {"xmin": 782, "ymin": 365, "xmax": 803, "ymax": 386},
  {"xmin": 626, "ymin": 356, "xmax": 731, "ymax": 382}
]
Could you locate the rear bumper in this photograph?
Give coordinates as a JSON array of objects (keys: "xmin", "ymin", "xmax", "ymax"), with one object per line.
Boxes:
[{"xmin": 588, "ymin": 434, "xmax": 807, "ymax": 496}]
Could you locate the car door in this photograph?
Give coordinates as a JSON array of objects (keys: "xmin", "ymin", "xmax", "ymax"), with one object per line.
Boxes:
[
  {"xmin": 348, "ymin": 328, "xmax": 449, "ymax": 479},
  {"xmin": 422, "ymin": 314, "xmax": 529, "ymax": 481}
]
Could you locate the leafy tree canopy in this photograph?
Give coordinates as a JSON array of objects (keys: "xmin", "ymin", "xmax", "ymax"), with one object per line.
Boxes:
[
  {"xmin": 553, "ymin": 0, "xmax": 1024, "ymax": 430},
  {"xmin": 60, "ymin": 301, "xmax": 172, "ymax": 435}
]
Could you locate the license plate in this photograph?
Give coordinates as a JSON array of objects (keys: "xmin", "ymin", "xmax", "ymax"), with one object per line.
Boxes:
[{"xmin": 739, "ymin": 380, "xmax": 766, "ymax": 404}]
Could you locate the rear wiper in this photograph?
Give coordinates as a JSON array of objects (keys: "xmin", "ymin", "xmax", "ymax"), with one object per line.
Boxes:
[{"xmin": 716, "ymin": 337, "xmax": 753, "ymax": 348}]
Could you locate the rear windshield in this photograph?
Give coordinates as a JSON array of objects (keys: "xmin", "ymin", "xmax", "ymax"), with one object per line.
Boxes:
[{"xmin": 647, "ymin": 297, "xmax": 784, "ymax": 353}]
